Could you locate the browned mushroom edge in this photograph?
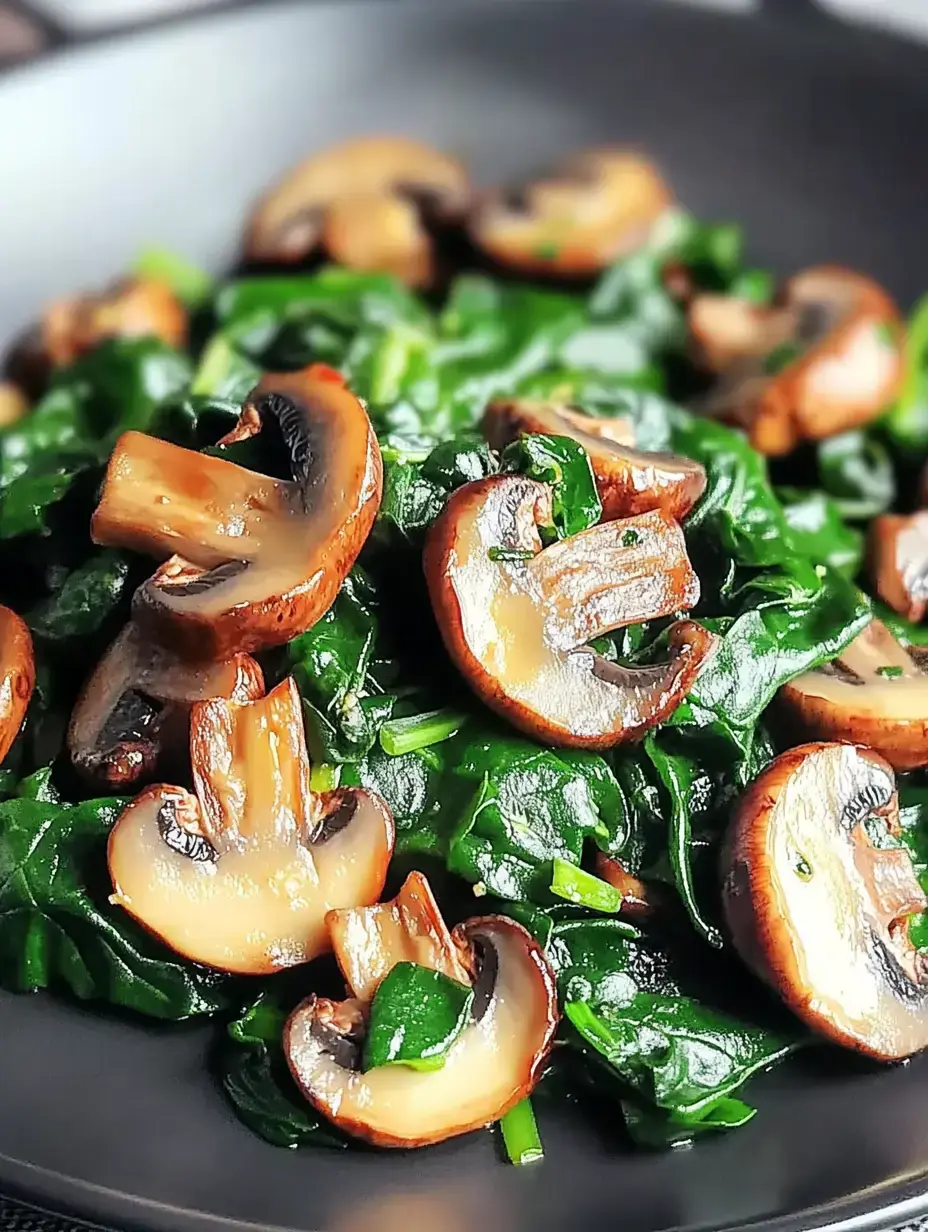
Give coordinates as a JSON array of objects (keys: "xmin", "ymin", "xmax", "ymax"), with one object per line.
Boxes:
[
  {"xmin": 722, "ymin": 741, "xmax": 928, "ymax": 1060},
  {"xmin": 107, "ymin": 677, "xmax": 394, "ymax": 974},
  {"xmin": 690, "ymin": 266, "xmax": 903, "ymax": 456},
  {"xmin": 594, "ymin": 851, "xmax": 662, "ymax": 918},
  {"xmin": 0, "ymin": 382, "xmax": 27, "ymax": 429},
  {"xmin": 41, "ymin": 277, "xmax": 187, "ymax": 369},
  {"xmin": 68, "ymin": 622, "xmax": 264, "ymax": 790},
  {"xmin": 0, "ymin": 606, "xmax": 35, "ymax": 765},
  {"xmin": 90, "ymin": 364, "xmax": 383, "ymax": 658},
  {"xmin": 244, "ymin": 136, "xmax": 469, "ymax": 286},
  {"xmin": 285, "ymin": 887, "xmax": 558, "ymax": 1147},
  {"xmin": 483, "ymin": 398, "xmax": 706, "ymax": 522},
  {"xmin": 869, "ymin": 511, "xmax": 928, "ymax": 624},
  {"xmin": 470, "ymin": 148, "xmax": 672, "ymax": 277},
  {"xmin": 424, "ymin": 473, "xmax": 715, "ymax": 748},
  {"xmin": 778, "ymin": 619, "xmax": 928, "ymax": 772}
]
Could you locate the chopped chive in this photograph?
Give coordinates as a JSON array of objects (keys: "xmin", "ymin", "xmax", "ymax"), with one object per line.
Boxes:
[
  {"xmin": 309, "ymin": 762, "xmax": 341, "ymax": 793},
  {"xmin": 380, "ymin": 708, "xmax": 467, "ymax": 756},
  {"xmin": 134, "ymin": 246, "xmax": 213, "ymax": 307},
  {"xmin": 877, "ymin": 664, "xmax": 904, "ymax": 678},
  {"xmin": 500, "ymin": 1098, "xmax": 544, "ymax": 1166},
  {"xmin": 550, "ymin": 857, "xmax": 622, "ymax": 913},
  {"xmin": 488, "ymin": 546, "xmax": 534, "ymax": 563},
  {"xmin": 730, "ymin": 268, "xmax": 775, "ymax": 305},
  {"xmin": 621, "ymin": 529, "xmax": 639, "ymax": 547},
  {"xmin": 191, "ymin": 336, "xmax": 235, "ymax": 395}
]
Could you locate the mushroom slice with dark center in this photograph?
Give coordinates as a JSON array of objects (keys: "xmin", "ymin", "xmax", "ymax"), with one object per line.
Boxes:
[
  {"xmin": 91, "ymin": 364, "xmax": 383, "ymax": 658},
  {"xmin": 483, "ymin": 398, "xmax": 706, "ymax": 521},
  {"xmin": 244, "ymin": 136, "xmax": 469, "ymax": 284},
  {"xmin": 779, "ymin": 620, "xmax": 928, "ymax": 771},
  {"xmin": 691, "ymin": 266, "xmax": 903, "ymax": 456},
  {"xmin": 328, "ymin": 871, "xmax": 473, "ymax": 1003},
  {"xmin": 0, "ymin": 606, "xmax": 34, "ymax": 765},
  {"xmin": 285, "ymin": 910, "xmax": 558, "ymax": 1148},
  {"xmin": 869, "ymin": 511, "xmax": 928, "ymax": 623},
  {"xmin": 68, "ymin": 622, "xmax": 264, "ymax": 790},
  {"xmin": 41, "ymin": 277, "xmax": 187, "ymax": 368},
  {"xmin": 424, "ymin": 474, "xmax": 715, "ymax": 748},
  {"xmin": 107, "ymin": 677, "xmax": 394, "ymax": 974},
  {"xmin": 470, "ymin": 148, "xmax": 671, "ymax": 277},
  {"xmin": 722, "ymin": 741, "xmax": 928, "ymax": 1060}
]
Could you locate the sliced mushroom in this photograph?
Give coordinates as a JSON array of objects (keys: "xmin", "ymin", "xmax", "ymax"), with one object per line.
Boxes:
[
  {"xmin": 328, "ymin": 871, "xmax": 472, "ymax": 1003},
  {"xmin": 722, "ymin": 741, "xmax": 928, "ymax": 1060},
  {"xmin": 424, "ymin": 475, "xmax": 714, "ymax": 748},
  {"xmin": 869, "ymin": 512, "xmax": 928, "ymax": 623},
  {"xmin": 691, "ymin": 266, "xmax": 903, "ymax": 456},
  {"xmin": 68, "ymin": 622, "xmax": 263, "ymax": 789},
  {"xmin": 244, "ymin": 136, "xmax": 469, "ymax": 285},
  {"xmin": 483, "ymin": 398, "xmax": 706, "ymax": 521},
  {"xmin": 0, "ymin": 607, "xmax": 34, "ymax": 764},
  {"xmin": 41, "ymin": 277, "xmax": 187, "ymax": 369},
  {"xmin": 285, "ymin": 912, "xmax": 558, "ymax": 1147},
  {"xmin": 779, "ymin": 620, "xmax": 928, "ymax": 772},
  {"xmin": 0, "ymin": 382, "xmax": 27, "ymax": 429},
  {"xmin": 594, "ymin": 851, "xmax": 661, "ymax": 918},
  {"xmin": 91, "ymin": 364, "xmax": 383, "ymax": 658},
  {"xmin": 107, "ymin": 677, "xmax": 394, "ymax": 974},
  {"xmin": 470, "ymin": 149, "xmax": 671, "ymax": 277}
]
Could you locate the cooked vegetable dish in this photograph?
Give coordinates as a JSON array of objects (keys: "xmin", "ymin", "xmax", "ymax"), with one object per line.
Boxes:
[{"xmin": 4, "ymin": 135, "xmax": 928, "ymax": 1159}]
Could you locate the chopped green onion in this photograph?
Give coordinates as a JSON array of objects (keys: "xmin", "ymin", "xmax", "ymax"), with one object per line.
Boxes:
[
  {"xmin": 309, "ymin": 762, "xmax": 341, "ymax": 793},
  {"xmin": 488, "ymin": 546, "xmax": 534, "ymax": 563},
  {"xmin": 191, "ymin": 336, "xmax": 239, "ymax": 396},
  {"xmin": 380, "ymin": 708, "xmax": 467, "ymax": 756},
  {"xmin": 134, "ymin": 246, "xmax": 213, "ymax": 307},
  {"xmin": 550, "ymin": 857, "xmax": 622, "ymax": 913},
  {"xmin": 621, "ymin": 529, "xmax": 639, "ymax": 547},
  {"xmin": 499, "ymin": 1098, "xmax": 544, "ymax": 1166},
  {"xmin": 730, "ymin": 268, "xmax": 775, "ymax": 305},
  {"xmin": 876, "ymin": 665, "xmax": 904, "ymax": 678}
]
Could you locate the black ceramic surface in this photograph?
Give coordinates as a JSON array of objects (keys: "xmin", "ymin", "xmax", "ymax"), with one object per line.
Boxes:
[{"xmin": 2, "ymin": 1, "xmax": 928, "ymax": 1229}]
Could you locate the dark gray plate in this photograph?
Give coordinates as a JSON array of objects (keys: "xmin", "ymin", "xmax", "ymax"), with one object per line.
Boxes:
[{"xmin": 2, "ymin": 2, "xmax": 928, "ymax": 1229}]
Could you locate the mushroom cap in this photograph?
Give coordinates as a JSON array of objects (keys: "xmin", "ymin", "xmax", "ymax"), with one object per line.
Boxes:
[
  {"xmin": 92, "ymin": 365, "xmax": 383, "ymax": 658},
  {"xmin": 869, "ymin": 511, "xmax": 928, "ymax": 624},
  {"xmin": 41, "ymin": 277, "xmax": 187, "ymax": 368},
  {"xmin": 68, "ymin": 622, "xmax": 263, "ymax": 789},
  {"xmin": 321, "ymin": 193, "xmax": 435, "ymax": 288},
  {"xmin": 107, "ymin": 677, "xmax": 394, "ymax": 974},
  {"xmin": 483, "ymin": 398, "xmax": 706, "ymax": 522},
  {"xmin": 0, "ymin": 606, "xmax": 34, "ymax": 765},
  {"xmin": 284, "ymin": 914, "xmax": 558, "ymax": 1147},
  {"xmin": 0, "ymin": 382, "xmax": 27, "ymax": 429},
  {"xmin": 723, "ymin": 741, "xmax": 928, "ymax": 1060},
  {"xmin": 424, "ymin": 474, "xmax": 712, "ymax": 748},
  {"xmin": 779, "ymin": 620, "xmax": 928, "ymax": 772},
  {"xmin": 244, "ymin": 136, "xmax": 469, "ymax": 272},
  {"xmin": 470, "ymin": 149, "xmax": 671, "ymax": 277},
  {"xmin": 693, "ymin": 266, "xmax": 903, "ymax": 456}
]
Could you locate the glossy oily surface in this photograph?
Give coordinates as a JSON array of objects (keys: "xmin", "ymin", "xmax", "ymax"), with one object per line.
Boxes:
[
  {"xmin": 6, "ymin": 1, "xmax": 928, "ymax": 1230},
  {"xmin": 0, "ymin": 605, "xmax": 34, "ymax": 763}
]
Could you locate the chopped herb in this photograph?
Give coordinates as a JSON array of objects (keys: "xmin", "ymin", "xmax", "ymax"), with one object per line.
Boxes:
[
  {"xmin": 550, "ymin": 857, "xmax": 622, "ymax": 913},
  {"xmin": 622, "ymin": 528, "xmax": 640, "ymax": 547},
  {"xmin": 499, "ymin": 1098, "xmax": 544, "ymax": 1165},
  {"xmin": 488, "ymin": 545, "xmax": 534, "ymax": 563},
  {"xmin": 380, "ymin": 708, "xmax": 467, "ymax": 756},
  {"xmin": 134, "ymin": 246, "xmax": 213, "ymax": 306},
  {"xmin": 309, "ymin": 762, "xmax": 341, "ymax": 792},
  {"xmin": 876, "ymin": 665, "xmax": 904, "ymax": 678},
  {"xmin": 764, "ymin": 341, "xmax": 803, "ymax": 375},
  {"xmin": 533, "ymin": 241, "xmax": 562, "ymax": 260}
]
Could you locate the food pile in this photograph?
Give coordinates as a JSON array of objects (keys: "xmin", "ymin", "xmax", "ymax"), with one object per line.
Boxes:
[{"xmin": 2, "ymin": 137, "xmax": 928, "ymax": 1158}]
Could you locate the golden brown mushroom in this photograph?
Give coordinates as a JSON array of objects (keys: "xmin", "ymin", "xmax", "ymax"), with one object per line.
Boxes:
[
  {"xmin": 869, "ymin": 512, "xmax": 928, "ymax": 624},
  {"xmin": 691, "ymin": 266, "xmax": 903, "ymax": 456},
  {"xmin": 91, "ymin": 364, "xmax": 382, "ymax": 658},
  {"xmin": 722, "ymin": 742, "xmax": 928, "ymax": 1060},
  {"xmin": 41, "ymin": 277, "xmax": 187, "ymax": 369},
  {"xmin": 0, "ymin": 606, "xmax": 34, "ymax": 765},
  {"xmin": 0, "ymin": 382, "xmax": 27, "ymax": 429},
  {"xmin": 424, "ymin": 474, "xmax": 714, "ymax": 748},
  {"xmin": 68, "ymin": 622, "xmax": 263, "ymax": 790},
  {"xmin": 470, "ymin": 149, "xmax": 671, "ymax": 277},
  {"xmin": 244, "ymin": 136, "xmax": 469, "ymax": 286},
  {"xmin": 483, "ymin": 398, "xmax": 706, "ymax": 522},
  {"xmin": 779, "ymin": 620, "xmax": 928, "ymax": 771},
  {"xmin": 285, "ymin": 872, "xmax": 558, "ymax": 1147},
  {"xmin": 108, "ymin": 677, "xmax": 394, "ymax": 975}
]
